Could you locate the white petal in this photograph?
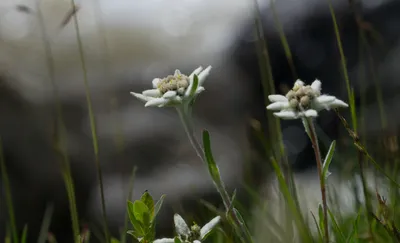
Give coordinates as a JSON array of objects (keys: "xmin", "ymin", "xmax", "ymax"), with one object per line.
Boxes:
[
  {"xmin": 273, "ymin": 110, "xmax": 298, "ymax": 119},
  {"xmin": 153, "ymin": 238, "xmax": 175, "ymax": 243},
  {"xmin": 193, "ymin": 241, "xmax": 202, "ymax": 243},
  {"xmin": 268, "ymin": 94, "xmax": 288, "ymax": 102},
  {"xmin": 315, "ymin": 95, "xmax": 335, "ymax": 104},
  {"xmin": 130, "ymin": 92, "xmax": 152, "ymax": 102},
  {"xmin": 311, "ymin": 79, "xmax": 322, "ymax": 92},
  {"xmin": 200, "ymin": 216, "xmax": 221, "ymax": 239},
  {"xmin": 174, "ymin": 69, "xmax": 182, "ymax": 76},
  {"xmin": 294, "ymin": 79, "xmax": 305, "ymax": 87},
  {"xmin": 145, "ymin": 97, "xmax": 168, "ymax": 107},
  {"xmin": 142, "ymin": 89, "xmax": 161, "ymax": 97},
  {"xmin": 189, "ymin": 66, "xmax": 204, "ymax": 78},
  {"xmin": 174, "ymin": 214, "xmax": 190, "ymax": 237},
  {"xmin": 152, "ymin": 78, "xmax": 162, "ymax": 88},
  {"xmin": 266, "ymin": 101, "xmax": 290, "ymax": 110},
  {"xmin": 195, "ymin": 86, "xmax": 205, "ymax": 95},
  {"xmin": 328, "ymin": 99, "xmax": 348, "ymax": 108},
  {"xmin": 197, "ymin": 65, "xmax": 212, "ymax": 86},
  {"xmin": 163, "ymin": 90, "xmax": 177, "ymax": 99},
  {"xmin": 303, "ymin": 109, "xmax": 318, "ymax": 118}
]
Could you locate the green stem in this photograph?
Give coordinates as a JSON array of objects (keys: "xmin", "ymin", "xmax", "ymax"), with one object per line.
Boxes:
[
  {"xmin": 0, "ymin": 138, "xmax": 18, "ymax": 243},
  {"xmin": 68, "ymin": 1, "xmax": 110, "ymax": 241},
  {"xmin": 176, "ymin": 107, "xmax": 252, "ymax": 243},
  {"xmin": 304, "ymin": 118, "xmax": 329, "ymax": 243}
]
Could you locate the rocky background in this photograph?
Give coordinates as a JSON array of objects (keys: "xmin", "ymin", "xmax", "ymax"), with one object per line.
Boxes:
[{"xmin": 0, "ymin": 0, "xmax": 399, "ymax": 242}]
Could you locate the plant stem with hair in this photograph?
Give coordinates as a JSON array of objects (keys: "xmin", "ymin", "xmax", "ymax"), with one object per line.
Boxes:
[{"xmin": 304, "ymin": 118, "xmax": 329, "ymax": 243}]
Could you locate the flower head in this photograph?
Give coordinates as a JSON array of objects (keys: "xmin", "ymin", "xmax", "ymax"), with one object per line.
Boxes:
[
  {"xmin": 153, "ymin": 214, "xmax": 221, "ymax": 243},
  {"xmin": 266, "ymin": 79, "xmax": 348, "ymax": 120},
  {"xmin": 131, "ymin": 66, "xmax": 211, "ymax": 108}
]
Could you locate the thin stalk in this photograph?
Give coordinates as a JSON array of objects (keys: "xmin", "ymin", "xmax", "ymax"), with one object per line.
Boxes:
[
  {"xmin": 252, "ymin": 1, "xmax": 302, "ymax": 229},
  {"xmin": 35, "ymin": 4, "xmax": 80, "ymax": 241},
  {"xmin": 0, "ymin": 138, "xmax": 18, "ymax": 243},
  {"xmin": 327, "ymin": 0, "xmax": 357, "ymax": 131},
  {"xmin": 176, "ymin": 107, "xmax": 252, "ymax": 243},
  {"xmin": 67, "ymin": 1, "xmax": 110, "ymax": 242},
  {"xmin": 304, "ymin": 118, "xmax": 329, "ymax": 243}
]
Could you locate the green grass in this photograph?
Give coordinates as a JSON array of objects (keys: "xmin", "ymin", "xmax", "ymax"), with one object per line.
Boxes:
[{"xmin": 1, "ymin": 1, "xmax": 400, "ymax": 243}]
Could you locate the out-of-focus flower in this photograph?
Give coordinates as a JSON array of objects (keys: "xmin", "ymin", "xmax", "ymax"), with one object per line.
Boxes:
[
  {"xmin": 266, "ymin": 79, "xmax": 348, "ymax": 120},
  {"xmin": 153, "ymin": 214, "xmax": 221, "ymax": 243},
  {"xmin": 131, "ymin": 66, "xmax": 211, "ymax": 108}
]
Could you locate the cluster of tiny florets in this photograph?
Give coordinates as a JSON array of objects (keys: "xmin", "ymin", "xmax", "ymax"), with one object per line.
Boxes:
[
  {"xmin": 157, "ymin": 73, "xmax": 190, "ymax": 95},
  {"xmin": 286, "ymin": 82, "xmax": 321, "ymax": 111},
  {"xmin": 189, "ymin": 224, "xmax": 201, "ymax": 241}
]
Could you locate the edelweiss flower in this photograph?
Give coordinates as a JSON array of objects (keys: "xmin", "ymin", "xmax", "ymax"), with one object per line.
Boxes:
[
  {"xmin": 153, "ymin": 214, "xmax": 221, "ymax": 243},
  {"xmin": 267, "ymin": 79, "xmax": 348, "ymax": 120},
  {"xmin": 130, "ymin": 66, "xmax": 211, "ymax": 108}
]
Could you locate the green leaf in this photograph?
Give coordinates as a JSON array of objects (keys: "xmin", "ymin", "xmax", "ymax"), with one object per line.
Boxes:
[
  {"xmin": 174, "ymin": 237, "xmax": 182, "ymax": 243},
  {"xmin": 127, "ymin": 201, "xmax": 145, "ymax": 237},
  {"xmin": 127, "ymin": 230, "xmax": 141, "ymax": 239},
  {"xmin": 141, "ymin": 191, "xmax": 155, "ymax": 218},
  {"xmin": 146, "ymin": 221, "xmax": 156, "ymax": 242},
  {"xmin": 346, "ymin": 209, "xmax": 362, "ymax": 243},
  {"xmin": 153, "ymin": 194, "xmax": 166, "ymax": 221},
  {"xmin": 133, "ymin": 200, "xmax": 151, "ymax": 228},
  {"xmin": 202, "ymin": 130, "xmax": 222, "ymax": 184},
  {"xmin": 310, "ymin": 211, "xmax": 323, "ymax": 242},
  {"xmin": 318, "ymin": 204, "xmax": 325, "ymax": 238},
  {"xmin": 20, "ymin": 224, "xmax": 28, "ymax": 243},
  {"xmin": 322, "ymin": 140, "xmax": 336, "ymax": 183},
  {"xmin": 327, "ymin": 208, "xmax": 346, "ymax": 242},
  {"xmin": 189, "ymin": 74, "xmax": 199, "ymax": 98},
  {"xmin": 111, "ymin": 237, "xmax": 120, "ymax": 243}
]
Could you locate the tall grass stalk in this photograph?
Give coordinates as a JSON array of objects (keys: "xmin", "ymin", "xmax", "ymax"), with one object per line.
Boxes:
[
  {"xmin": 327, "ymin": 0, "xmax": 357, "ymax": 132},
  {"xmin": 253, "ymin": 0, "xmax": 303, "ymax": 232},
  {"xmin": 37, "ymin": 204, "xmax": 54, "ymax": 243},
  {"xmin": 67, "ymin": 1, "xmax": 110, "ymax": 242},
  {"xmin": 36, "ymin": 4, "xmax": 81, "ymax": 242},
  {"xmin": 269, "ymin": 1, "xmax": 297, "ymax": 79},
  {"xmin": 327, "ymin": 0, "xmax": 378, "ymax": 240},
  {"xmin": 0, "ymin": 138, "xmax": 18, "ymax": 243}
]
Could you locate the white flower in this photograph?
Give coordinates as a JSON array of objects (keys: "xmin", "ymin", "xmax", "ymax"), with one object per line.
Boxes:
[
  {"xmin": 130, "ymin": 66, "xmax": 211, "ymax": 108},
  {"xmin": 153, "ymin": 214, "xmax": 221, "ymax": 243},
  {"xmin": 266, "ymin": 79, "xmax": 348, "ymax": 120}
]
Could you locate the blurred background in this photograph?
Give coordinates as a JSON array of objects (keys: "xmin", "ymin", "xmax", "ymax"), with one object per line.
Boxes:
[{"xmin": 0, "ymin": 0, "xmax": 399, "ymax": 242}]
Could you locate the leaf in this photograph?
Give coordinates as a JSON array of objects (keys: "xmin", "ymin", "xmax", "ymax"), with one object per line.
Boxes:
[
  {"xmin": 327, "ymin": 208, "xmax": 346, "ymax": 242},
  {"xmin": 322, "ymin": 140, "xmax": 336, "ymax": 182},
  {"xmin": 127, "ymin": 230, "xmax": 141, "ymax": 239},
  {"xmin": 127, "ymin": 201, "xmax": 145, "ymax": 237},
  {"xmin": 20, "ymin": 224, "xmax": 28, "ymax": 243},
  {"xmin": 133, "ymin": 200, "xmax": 151, "ymax": 229},
  {"xmin": 189, "ymin": 74, "xmax": 199, "ymax": 98},
  {"xmin": 111, "ymin": 237, "xmax": 121, "ymax": 243},
  {"xmin": 232, "ymin": 208, "xmax": 254, "ymax": 242},
  {"xmin": 346, "ymin": 209, "xmax": 362, "ymax": 243},
  {"xmin": 174, "ymin": 237, "xmax": 182, "ymax": 243},
  {"xmin": 318, "ymin": 204, "xmax": 325, "ymax": 238},
  {"xmin": 141, "ymin": 191, "xmax": 155, "ymax": 218},
  {"xmin": 153, "ymin": 195, "xmax": 166, "ymax": 221},
  {"xmin": 202, "ymin": 130, "xmax": 222, "ymax": 184},
  {"xmin": 310, "ymin": 211, "xmax": 323, "ymax": 242}
]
